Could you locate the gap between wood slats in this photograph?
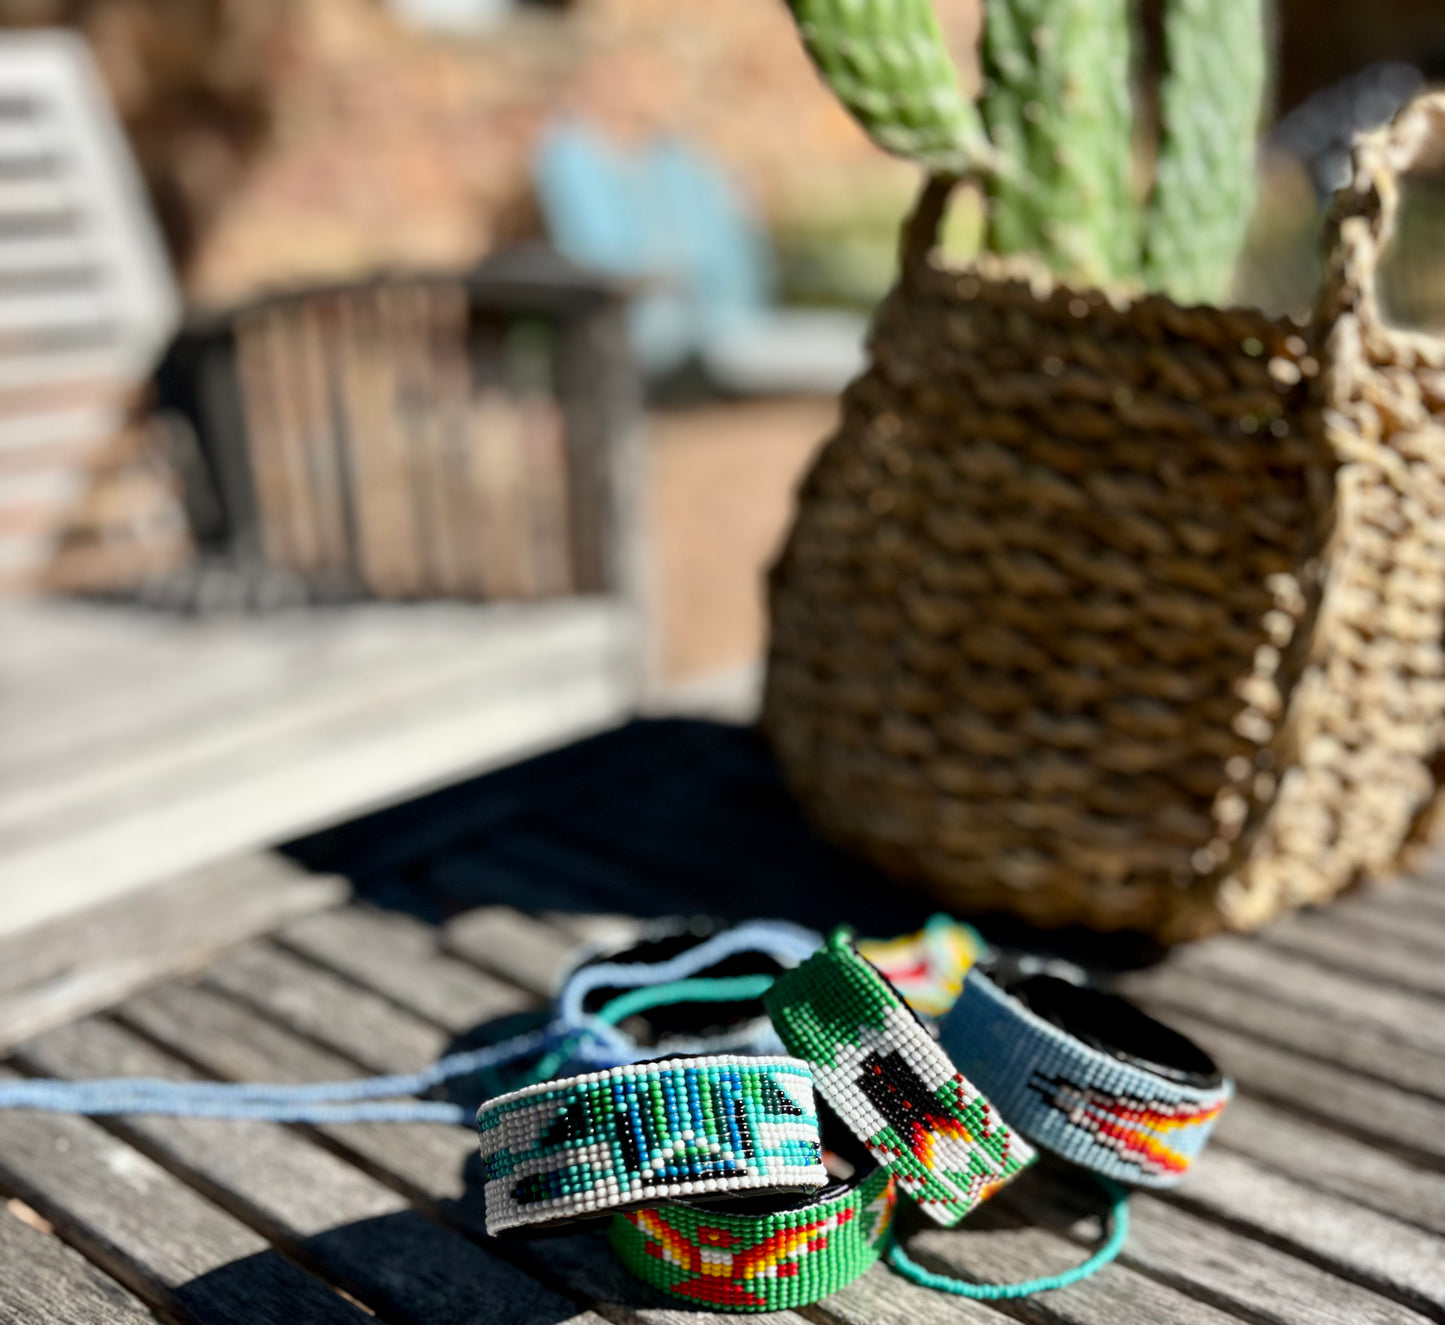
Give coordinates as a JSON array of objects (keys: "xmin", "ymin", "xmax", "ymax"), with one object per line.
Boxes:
[
  {"xmin": 1251, "ymin": 912, "xmax": 1445, "ymax": 1002},
  {"xmin": 10, "ymin": 1018, "xmax": 601, "ymax": 1325},
  {"xmin": 0, "ymin": 1067, "xmax": 370, "ymax": 1325},
  {"xmin": 996, "ymin": 1165, "xmax": 1438, "ymax": 1325},
  {"xmin": 1123, "ymin": 966, "xmax": 1445, "ymax": 1104},
  {"xmin": 0, "ymin": 850, "xmax": 348, "ymax": 1055},
  {"xmin": 0, "ymin": 1196, "xmax": 155, "ymax": 1325}
]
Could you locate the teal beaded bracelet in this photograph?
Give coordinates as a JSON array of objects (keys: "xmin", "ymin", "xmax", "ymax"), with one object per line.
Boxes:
[{"xmin": 476, "ymin": 1055, "xmax": 828, "ymax": 1233}]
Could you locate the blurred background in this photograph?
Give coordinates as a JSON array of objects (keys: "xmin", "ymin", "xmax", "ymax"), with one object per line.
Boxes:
[{"xmin": 1, "ymin": 0, "xmax": 1444, "ymax": 938}]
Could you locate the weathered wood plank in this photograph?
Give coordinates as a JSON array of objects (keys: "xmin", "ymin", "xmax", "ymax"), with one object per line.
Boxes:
[
  {"xmin": 0, "ymin": 852, "xmax": 347, "ymax": 1055},
  {"xmin": 203, "ymin": 940, "xmax": 450, "ymax": 1075},
  {"xmin": 812, "ymin": 1259, "xmax": 1015, "ymax": 1325},
  {"xmin": 895, "ymin": 1206, "xmax": 1245, "ymax": 1325},
  {"xmin": 1121, "ymin": 967, "xmax": 1445, "ymax": 1102},
  {"xmin": 1168, "ymin": 1148, "xmax": 1445, "ymax": 1315},
  {"xmin": 277, "ymin": 906, "xmax": 533, "ymax": 1032},
  {"xmin": 543, "ymin": 911, "xmax": 645, "ymax": 950},
  {"xmin": 442, "ymin": 906, "xmax": 580, "ymax": 997},
  {"xmin": 1325, "ymin": 902, "xmax": 1445, "ymax": 964},
  {"xmin": 1211, "ymin": 1097, "xmax": 1445, "ymax": 1237},
  {"xmin": 1351, "ymin": 876, "xmax": 1445, "ymax": 927},
  {"xmin": 0, "ymin": 1070, "xmax": 368, "ymax": 1325},
  {"xmin": 999, "ymin": 1166, "xmax": 1435, "ymax": 1325},
  {"xmin": 1153, "ymin": 1008, "xmax": 1445, "ymax": 1167},
  {"xmin": 14, "ymin": 1016, "xmax": 591, "ymax": 1325},
  {"xmin": 114, "ymin": 980, "xmax": 485, "ymax": 1210},
  {"xmin": 1160, "ymin": 938, "xmax": 1445, "ymax": 1059},
  {"xmin": 0, "ymin": 1198, "xmax": 155, "ymax": 1325},
  {"xmin": 111, "ymin": 979, "xmax": 795, "ymax": 1325},
  {"xmin": 1254, "ymin": 909, "xmax": 1445, "ymax": 1001}
]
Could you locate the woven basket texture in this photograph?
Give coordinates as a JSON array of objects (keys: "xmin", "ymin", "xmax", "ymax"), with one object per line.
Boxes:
[{"xmin": 764, "ymin": 95, "xmax": 1445, "ymax": 942}]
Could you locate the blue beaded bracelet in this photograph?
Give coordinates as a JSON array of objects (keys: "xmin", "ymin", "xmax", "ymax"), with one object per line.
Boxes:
[{"xmin": 939, "ymin": 962, "xmax": 1231, "ymax": 1186}]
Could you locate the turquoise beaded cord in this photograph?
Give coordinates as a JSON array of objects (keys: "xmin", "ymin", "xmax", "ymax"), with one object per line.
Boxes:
[{"xmin": 886, "ymin": 1174, "xmax": 1130, "ymax": 1298}]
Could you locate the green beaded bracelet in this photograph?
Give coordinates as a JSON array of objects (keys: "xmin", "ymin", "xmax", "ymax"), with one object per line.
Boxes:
[
  {"xmin": 764, "ymin": 928, "xmax": 1035, "ymax": 1226},
  {"xmin": 610, "ymin": 1159, "xmax": 896, "ymax": 1312}
]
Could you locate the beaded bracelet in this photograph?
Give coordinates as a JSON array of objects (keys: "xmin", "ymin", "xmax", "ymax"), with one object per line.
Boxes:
[
  {"xmin": 476, "ymin": 1055, "xmax": 829, "ymax": 1233},
  {"xmin": 857, "ymin": 914, "xmax": 987, "ymax": 1019},
  {"xmin": 610, "ymin": 1158, "xmax": 896, "ymax": 1312},
  {"xmin": 939, "ymin": 962, "xmax": 1232, "ymax": 1187},
  {"xmin": 763, "ymin": 929, "xmax": 1035, "ymax": 1227}
]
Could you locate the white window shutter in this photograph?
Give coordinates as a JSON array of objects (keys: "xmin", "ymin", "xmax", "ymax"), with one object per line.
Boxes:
[{"xmin": 0, "ymin": 30, "xmax": 179, "ymax": 591}]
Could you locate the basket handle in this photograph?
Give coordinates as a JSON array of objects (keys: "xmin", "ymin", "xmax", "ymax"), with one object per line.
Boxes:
[
  {"xmin": 1317, "ymin": 92, "xmax": 1445, "ymax": 344},
  {"xmin": 898, "ymin": 172, "xmax": 963, "ymax": 280}
]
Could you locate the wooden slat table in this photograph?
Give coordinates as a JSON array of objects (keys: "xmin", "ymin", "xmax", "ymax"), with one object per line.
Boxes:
[{"xmin": 1, "ymin": 719, "xmax": 1442, "ymax": 1325}]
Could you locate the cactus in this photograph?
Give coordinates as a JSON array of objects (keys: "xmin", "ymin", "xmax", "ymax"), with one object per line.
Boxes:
[
  {"xmin": 787, "ymin": 0, "xmax": 994, "ymax": 175},
  {"xmin": 980, "ymin": 0, "xmax": 1137, "ymax": 286},
  {"xmin": 1143, "ymin": 0, "xmax": 1268, "ymax": 303},
  {"xmin": 783, "ymin": 0, "xmax": 1267, "ymax": 302}
]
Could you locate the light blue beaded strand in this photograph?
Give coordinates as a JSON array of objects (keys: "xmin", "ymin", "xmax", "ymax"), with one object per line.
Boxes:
[{"xmin": 885, "ymin": 1176, "xmax": 1130, "ymax": 1300}]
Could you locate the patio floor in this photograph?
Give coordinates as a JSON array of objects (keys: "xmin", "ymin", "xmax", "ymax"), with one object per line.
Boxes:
[{"xmin": 0, "ymin": 720, "xmax": 1440, "ymax": 1325}]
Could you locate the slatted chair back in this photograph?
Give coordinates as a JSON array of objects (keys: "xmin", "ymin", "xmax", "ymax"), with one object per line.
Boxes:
[{"xmin": 156, "ymin": 250, "xmax": 638, "ymax": 604}]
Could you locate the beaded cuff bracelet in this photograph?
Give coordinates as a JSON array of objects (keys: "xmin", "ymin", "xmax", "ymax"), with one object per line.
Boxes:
[
  {"xmin": 610, "ymin": 1161, "xmax": 896, "ymax": 1312},
  {"xmin": 939, "ymin": 965, "xmax": 1232, "ymax": 1187},
  {"xmin": 476, "ymin": 1056, "xmax": 829, "ymax": 1233},
  {"xmin": 857, "ymin": 914, "xmax": 986, "ymax": 1019},
  {"xmin": 763, "ymin": 930, "xmax": 1034, "ymax": 1227}
]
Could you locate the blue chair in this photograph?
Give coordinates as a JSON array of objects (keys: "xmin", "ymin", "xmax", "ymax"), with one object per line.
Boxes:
[{"xmin": 534, "ymin": 122, "xmax": 865, "ymax": 393}]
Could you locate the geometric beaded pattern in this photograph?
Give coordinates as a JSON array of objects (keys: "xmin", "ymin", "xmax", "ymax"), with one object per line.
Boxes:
[
  {"xmin": 763, "ymin": 930, "xmax": 1035, "ymax": 1226},
  {"xmin": 940, "ymin": 970, "xmax": 1232, "ymax": 1187},
  {"xmin": 476, "ymin": 1056, "xmax": 828, "ymax": 1233},
  {"xmin": 609, "ymin": 1163, "xmax": 896, "ymax": 1312}
]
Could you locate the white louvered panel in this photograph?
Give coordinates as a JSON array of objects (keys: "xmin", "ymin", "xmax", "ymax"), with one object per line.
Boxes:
[
  {"xmin": 0, "ymin": 288, "xmax": 113, "ymax": 333},
  {"xmin": 0, "ymin": 31, "xmax": 177, "ymax": 593},
  {"xmin": 0, "ymin": 403, "xmax": 120, "ymax": 454},
  {"xmin": 0, "ymin": 348, "xmax": 127, "ymax": 391},
  {"xmin": 0, "ymin": 176, "xmax": 78, "ymax": 219},
  {"xmin": 0, "ymin": 233, "xmax": 91, "ymax": 270}
]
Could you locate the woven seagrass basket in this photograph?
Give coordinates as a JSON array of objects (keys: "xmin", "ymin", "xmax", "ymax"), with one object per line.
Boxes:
[{"xmin": 764, "ymin": 95, "xmax": 1445, "ymax": 943}]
